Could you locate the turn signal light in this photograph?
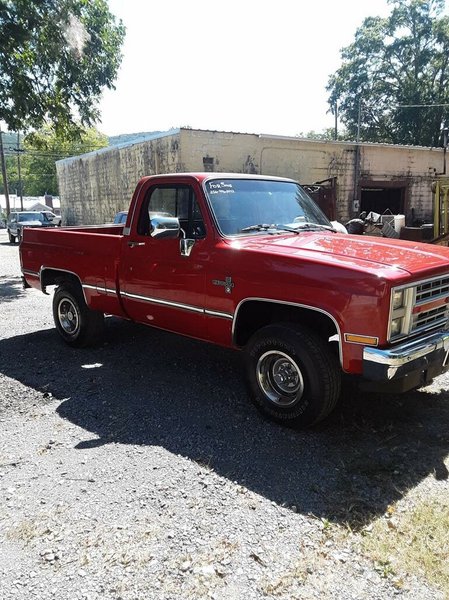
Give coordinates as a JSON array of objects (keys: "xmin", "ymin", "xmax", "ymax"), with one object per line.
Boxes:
[{"xmin": 344, "ymin": 334, "xmax": 378, "ymax": 346}]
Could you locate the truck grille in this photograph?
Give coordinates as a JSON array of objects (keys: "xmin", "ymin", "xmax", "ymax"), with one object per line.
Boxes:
[
  {"xmin": 390, "ymin": 274, "xmax": 449, "ymax": 342},
  {"xmin": 412, "ymin": 305, "xmax": 449, "ymax": 332},
  {"xmin": 416, "ymin": 276, "xmax": 449, "ymax": 303},
  {"xmin": 412, "ymin": 276, "xmax": 449, "ymax": 335}
]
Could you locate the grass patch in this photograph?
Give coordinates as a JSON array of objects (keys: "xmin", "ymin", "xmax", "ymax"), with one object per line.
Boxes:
[
  {"xmin": 7, "ymin": 519, "xmax": 50, "ymax": 543},
  {"xmin": 361, "ymin": 497, "xmax": 449, "ymax": 596}
]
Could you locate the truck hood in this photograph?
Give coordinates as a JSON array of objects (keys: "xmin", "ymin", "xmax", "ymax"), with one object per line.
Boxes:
[{"xmin": 232, "ymin": 232, "xmax": 449, "ymax": 278}]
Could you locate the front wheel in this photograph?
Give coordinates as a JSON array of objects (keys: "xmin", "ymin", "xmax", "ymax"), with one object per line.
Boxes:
[
  {"xmin": 52, "ymin": 284, "xmax": 105, "ymax": 347},
  {"xmin": 245, "ymin": 323, "xmax": 341, "ymax": 427}
]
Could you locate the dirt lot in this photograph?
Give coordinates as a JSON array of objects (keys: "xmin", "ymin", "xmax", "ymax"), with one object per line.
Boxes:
[{"xmin": 0, "ymin": 228, "xmax": 448, "ymax": 599}]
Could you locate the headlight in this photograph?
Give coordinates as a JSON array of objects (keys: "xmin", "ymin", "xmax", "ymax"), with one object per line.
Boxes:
[
  {"xmin": 390, "ymin": 317, "xmax": 403, "ymax": 337},
  {"xmin": 392, "ymin": 289, "xmax": 404, "ymax": 310}
]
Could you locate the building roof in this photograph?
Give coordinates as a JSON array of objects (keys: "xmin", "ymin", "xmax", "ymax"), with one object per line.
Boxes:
[
  {"xmin": 56, "ymin": 128, "xmax": 181, "ymax": 166},
  {"xmin": 0, "ymin": 195, "xmax": 60, "ymax": 212},
  {"xmin": 55, "ymin": 126, "xmax": 445, "ymax": 168}
]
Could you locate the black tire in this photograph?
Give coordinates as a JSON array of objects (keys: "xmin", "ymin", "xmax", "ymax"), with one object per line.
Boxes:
[
  {"xmin": 8, "ymin": 231, "xmax": 16, "ymax": 244},
  {"xmin": 245, "ymin": 323, "xmax": 341, "ymax": 428},
  {"xmin": 52, "ymin": 283, "xmax": 105, "ymax": 347}
]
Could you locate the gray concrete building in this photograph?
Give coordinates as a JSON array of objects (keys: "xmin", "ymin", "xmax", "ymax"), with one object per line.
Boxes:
[{"xmin": 56, "ymin": 128, "xmax": 446, "ymax": 226}]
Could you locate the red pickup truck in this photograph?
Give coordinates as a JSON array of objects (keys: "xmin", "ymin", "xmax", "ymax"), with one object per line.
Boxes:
[{"xmin": 20, "ymin": 173, "xmax": 449, "ymax": 427}]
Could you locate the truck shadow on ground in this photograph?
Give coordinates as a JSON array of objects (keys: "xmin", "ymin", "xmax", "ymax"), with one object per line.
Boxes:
[{"xmin": 1, "ymin": 317, "xmax": 448, "ymax": 529}]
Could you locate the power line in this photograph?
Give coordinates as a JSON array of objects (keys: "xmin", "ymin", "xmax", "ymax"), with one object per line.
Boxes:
[
  {"xmin": 396, "ymin": 103, "xmax": 449, "ymax": 108},
  {"xmin": 3, "ymin": 147, "xmax": 107, "ymax": 159},
  {"xmin": 1, "ymin": 142, "xmax": 109, "ymax": 154},
  {"xmin": 4, "ymin": 151, "xmax": 81, "ymax": 158}
]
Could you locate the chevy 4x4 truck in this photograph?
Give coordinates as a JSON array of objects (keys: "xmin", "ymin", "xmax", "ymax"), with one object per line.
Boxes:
[{"xmin": 20, "ymin": 173, "xmax": 449, "ymax": 426}]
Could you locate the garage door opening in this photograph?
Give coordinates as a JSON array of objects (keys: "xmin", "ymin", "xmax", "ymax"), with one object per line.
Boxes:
[{"xmin": 360, "ymin": 184, "xmax": 406, "ymax": 215}]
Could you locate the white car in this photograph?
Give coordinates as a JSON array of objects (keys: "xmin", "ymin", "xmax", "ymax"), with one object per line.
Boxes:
[{"xmin": 42, "ymin": 211, "xmax": 62, "ymax": 226}]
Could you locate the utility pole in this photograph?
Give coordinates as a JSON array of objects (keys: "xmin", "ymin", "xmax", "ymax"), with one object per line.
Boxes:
[
  {"xmin": 352, "ymin": 98, "xmax": 362, "ymax": 216},
  {"xmin": 442, "ymin": 128, "xmax": 448, "ymax": 175},
  {"xmin": 0, "ymin": 126, "xmax": 10, "ymax": 217},
  {"xmin": 334, "ymin": 102, "xmax": 338, "ymax": 141},
  {"xmin": 356, "ymin": 98, "xmax": 362, "ymax": 143},
  {"xmin": 17, "ymin": 132, "xmax": 23, "ymax": 210}
]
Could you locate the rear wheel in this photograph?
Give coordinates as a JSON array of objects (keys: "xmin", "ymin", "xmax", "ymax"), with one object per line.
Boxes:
[
  {"xmin": 245, "ymin": 323, "xmax": 341, "ymax": 427},
  {"xmin": 8, "ymin": 231, "xmax": 16, "ymax": 243},
  {"xmin": 52, "ymin": 283, "xmax": 105, "ymax": 347}
]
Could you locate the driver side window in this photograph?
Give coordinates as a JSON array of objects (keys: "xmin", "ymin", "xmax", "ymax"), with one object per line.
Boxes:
[{"xmin": 137, "ymin": 185, "xmax": 206, "ymax": 238}]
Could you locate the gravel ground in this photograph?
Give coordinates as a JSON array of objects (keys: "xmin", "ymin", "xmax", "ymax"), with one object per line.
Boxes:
[{"xmin": 0, "ymin": 228, "xmax": 448, "ymax": 599}]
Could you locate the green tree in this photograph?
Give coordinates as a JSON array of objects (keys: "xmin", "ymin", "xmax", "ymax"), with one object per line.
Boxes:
[
  {"xmin": 2, "ymin": 126, "xmax": 108, "ymax": 196},
  {"xmin": 296, "ymin": 128, "xmax": 349, "ymax": 141},
  {"xmin": 327, "ymin": 0, "xmax": 449, "ymax": 146},
  {"xmin": 0, "ymin": 0, "xmax": 125, "ymax": 135}
]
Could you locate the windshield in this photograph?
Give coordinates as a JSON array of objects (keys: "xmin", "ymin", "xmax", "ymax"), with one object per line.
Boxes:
[
  {"xmin": 204, "ymin": 179, "xmax": 331, "ymax": 236},
  {"xmin": 18, "ymin": 212, "xmax": 43, "ymax": 222}
]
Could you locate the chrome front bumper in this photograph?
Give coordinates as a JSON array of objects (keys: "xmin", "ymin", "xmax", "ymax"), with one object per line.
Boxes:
[{"xmin": 363, "ymin": 330, "xmax": 449, "ymax": 392}]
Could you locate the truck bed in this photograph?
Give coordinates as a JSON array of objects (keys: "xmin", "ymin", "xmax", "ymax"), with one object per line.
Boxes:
[{"xmin": 21, "ymin": 225, "xmax": 125, "ymax": 315}]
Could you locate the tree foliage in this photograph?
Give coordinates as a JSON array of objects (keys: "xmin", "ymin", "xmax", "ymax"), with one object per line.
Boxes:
[
  {"xmin": 327, "ymin": 0, "xmax": 449, "ymax": 146},
  {"xmin": 2, "ymin": 126, "xmax": 108, "ymax": 196},
  {"xmin": 296, "ymin": 128, "xmax": 349, "ymax": 141},
  {"xmin": 0, "ymin": 0, "xmax": 125, "ymax": 135}
]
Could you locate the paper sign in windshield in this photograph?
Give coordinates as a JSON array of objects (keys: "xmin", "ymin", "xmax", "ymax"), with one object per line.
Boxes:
[{"xmin": 208, "ymin": 181, "xmax": 235, "ymax": 195}]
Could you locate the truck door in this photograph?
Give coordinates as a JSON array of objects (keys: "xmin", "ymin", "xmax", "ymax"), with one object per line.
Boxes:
[{"xmin": 120, "ymin": 182, "xmax": 208, "ymax": 339}]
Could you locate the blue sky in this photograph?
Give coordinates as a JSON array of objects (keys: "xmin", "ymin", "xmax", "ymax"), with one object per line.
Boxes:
[{"xmin": 97, "ymin": 0, "xmax": 417, "ymax": 137}]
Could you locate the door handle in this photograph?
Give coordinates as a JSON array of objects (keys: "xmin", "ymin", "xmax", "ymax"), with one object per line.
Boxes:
[{"xmin": 127, "ymin": 241, "xmax": 146, "ymax": 248}]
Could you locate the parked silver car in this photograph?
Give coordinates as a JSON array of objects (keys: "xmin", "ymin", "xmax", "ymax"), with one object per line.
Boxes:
[{"xmin": 7, "ymin": 211, "xmax": 59, "ymax": 243}]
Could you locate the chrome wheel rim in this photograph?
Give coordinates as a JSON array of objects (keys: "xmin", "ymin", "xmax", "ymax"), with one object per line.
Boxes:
[
  {"xmin": 58, "ymin": 298, "xmax": 80, "ymax": 336},
  {"xmin": 256, "ymin": 350, "xmax": 304, "ymax": 407}
]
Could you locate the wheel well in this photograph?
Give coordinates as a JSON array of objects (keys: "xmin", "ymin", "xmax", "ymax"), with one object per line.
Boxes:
[
  {"xmin": 234, "ymin": 300, "xmax": 339, "ymax": 348},
  {"xmin": 41, "ymin": 269, "xmax": 82, "ymax": 294}
]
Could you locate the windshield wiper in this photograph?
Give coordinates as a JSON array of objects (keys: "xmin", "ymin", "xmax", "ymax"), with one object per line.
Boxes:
[
  {"xmin": 240, "ymin": 223, "xmax": 336, "ymax": 234},
  {"xmin": 240, "ymin": 223, "xmax": 303, "ymax": 234},
  {"xmin": 293, "ymin": 222, "xmax": 336, "ymax": 232},
  {"xmin": 240, "ymin": 223, "xmax": 279, "ymax": 232}
]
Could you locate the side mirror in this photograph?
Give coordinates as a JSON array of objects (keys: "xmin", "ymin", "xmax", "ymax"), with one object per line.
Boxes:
[{"xmin": 150, "ymin": 215, "xmax": 180, "ymax": 239}]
